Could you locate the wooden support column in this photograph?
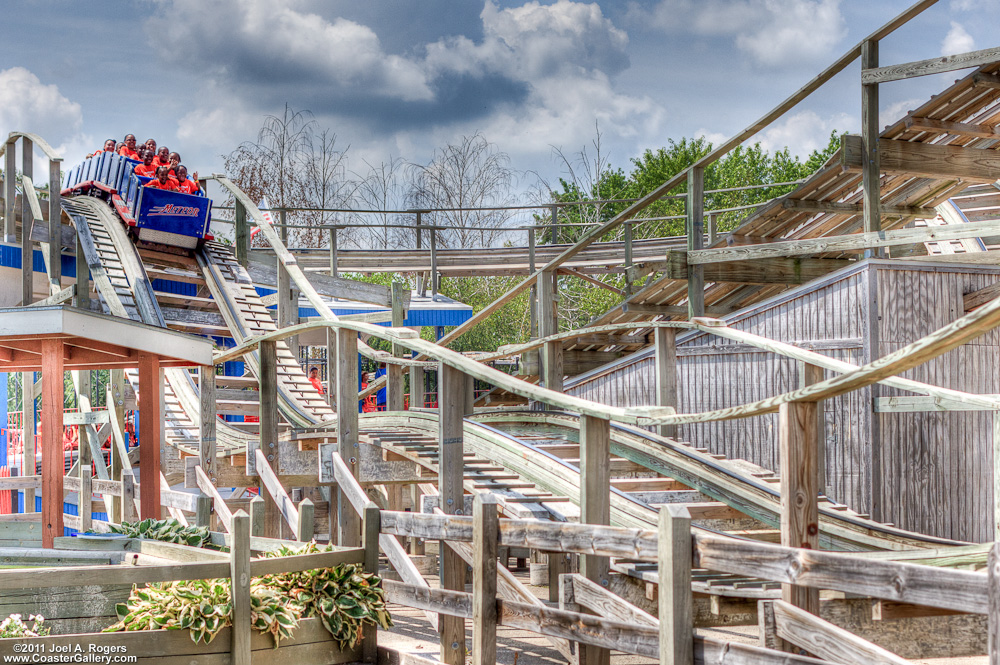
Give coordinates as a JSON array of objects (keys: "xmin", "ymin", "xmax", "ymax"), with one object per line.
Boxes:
[
  {"xmin": 336, "ymin": 328, "xmax": 361, "ymax": 546},
  {"xmin": 107, "ymin": 369, "xmax": 124, "ymax": 523},
  {"xmin": 74, "ymin": 233, "xmax": 89, "ymax": 310},
  {"xmin": 779, "ymin": 400, "xmax": 820, "ymax": 617},
  {"xmin": 659, "ymin": 505, "xmax": 693, "ymax": 665},
  {"xmin": 276, "ymin": 257, "xmax": 299, "ymax": 360},
  {"xmin": 624, "ymin": 221, "xmax": 633, "ymax": 297},
  {"xmin": 409, "ymin": 364, "xmax": 425, "ymax": 410},
  {"xmin": 325, "ymin": 329, "xmax": 335, "ymax": 408},
  {"xmin": 258, "ymin": 340, "xmax": 280, "ymax": 538},
  {"xmin": 798, "ymin": 362, "xmax": 826, "ymax": 496},
  {"xmin": 472, "ymin": 494, "xmax": 498, "ymax": 665},
  {"xmin": 989, "ymin": 542, "xmax": 999, "ymax": 665},
  {"xmin": 47, "ymin": 158, "xmax": 61, "ymax": 290},
  {"xmin": 528, "ymin": 229, "xmax": 537, "ymax": 338},
  {"xmin": 362, "ymin": 504, "xmax": 380, "ymax": 663},
  {"xmin": 438, "ymin": 362, "xmax": 466, "ymax": 665},
  {"xmin": 388, "ymin": 282, "xmax": 405, "ymax": 411},
  {"xmin": 22, "ymin": 371, "xmax": 35, "ymax": 513},
  {"xmin": 138, "ymin": 352, "xmax": 161, "ymax": 520},
  {"xmin": 537, "ymin": 270, "xmax": 562, "ymax": 402},
  {"xmin": 234, "ymin": 199, "xmax": 248, "ymax": 268},
  {"xmin": 430, "ymin": 226, "xmax": 438, "ymax": 296},
  {"xmin": 230, "ymin": 510, "xmax": 251, "ymax": 664},
  {"xmin": 579, "ymin": 414, "xmax": 610, "ymax": 665},
  {"xmin": 994, "ymin": 412, "xmax": 1000, "ymax": 541},
  {"xmin": 21, "ymin": 183, "xmax": 32, "ymax": 306},
  {"xmin": 329, "ymin": 227, "xmax": 339, "ymax": 278},
  {"xmin": 121, "ymin": 470, "xmax": 137, "ymax": 523},
  {"xmin": 3, "ymin": 137, "xmax": 15, "ymax": 241},
  {"xmin": 40, "ymin": 338, "xmax": 64, "ymax": 547},
  {"xmin": 862, "ymin": 38, "xmax": 881, "ymax": 258},
  {"xmin": 686, "ymin": 166, "xmax": 705, "ymax": 318},
  {"xmin": 76, "ymin": 370, "xmax": 92, "ymax": 533},
  {"xmin": 654, "ymin": 327, "xmax": 678, "ymax": 439},
  {"xmin": 199, "ymin": 365, "xmax": 217, "ymax": 479}
]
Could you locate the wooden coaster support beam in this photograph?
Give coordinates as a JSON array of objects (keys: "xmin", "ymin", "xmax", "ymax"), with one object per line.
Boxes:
[
  {"xmin": 40, "ymin": 339, "xmax": 64, "ymax": 547},
  {"xmin": 537, "ymin": 270, "xmax": 562, "ymax": 402},
  {"xmin": 862, "ymin": 38, "xmax": 881, "ymax": 258},
  {"xmin": 21, "ymin": 137, "xmax": 33, "ymax": 306},
  {"xmin": 438, "ymin": 362, "xmax": 469, "ymax": 665},
  {"xmin": 336, "ymin": 328, "xmax": 361, "ymax": 546},
  {"xmin": 138, "ymin": 352, "xmax": 162, "ymax": 521},
  {"xmin": 199, "ymin": 365, "xmax": 217, "ymax": 480},
  {"xmin": 654, "ymin": 327, "xmax": 678, "ymax": 439},
  {"xmin": 22, "ymin": 370, "xmax": 36, "ymax": 513},
  {"xmin": 388, "ymin": 282, "xmax": 406, "ymax": 411},
  {"xmin": 579, "ymin": 414, "xmax": 611, "ymax": 665},
  {"xmin": 686, "ymin": 166, "xmax": 705, "ymax": 318},
  {"xmin": 258, "ymin": 339, "xmax": 280, "ymax": 537}
]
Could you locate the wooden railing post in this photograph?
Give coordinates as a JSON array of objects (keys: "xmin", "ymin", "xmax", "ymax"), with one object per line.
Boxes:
[
  {"xmin": 438, "ymin": 362, "xmax": 466, "ymax": 665},
  {"xmin": 336, "ymin": 328, "xmax": 361, "ymax": 546},
  {"xmin": 74, "ymin": 235, "xmax": 90, "ymax": 310},
  {"xmin": 108, "ymin": 369, "xmax": 124, "ymax": 524},
  {"xmin": 989, "ymin": 542, "xmax": 999, "ymax": 665},
  {"xmin": 686, "ymin": 166, "xmax": 705, "ymax": 318},
  {"xmin": 199, "ymin": 365, "xmax": 217, "ymax": 480},
  {"xmin": 249, "ymin": 495, "xmax": 264, "ymax": 538},
  {"xmin": 3, "ymin": 137, "xmax": 15, "ymax": 242},
  {"xmin": 624, "ymin": 221, "xmax": 633, "ymax": 297},
  {"xmin": 276, "ymin": 256, "xmax": 299, "ymax": 360},
  {"xmin": 528, "ymin": 228, "xmax": 537, "ymax": 338},
  {"xmin": 363, "ymin": 503, "xmax": 380, "ymax": 663},
  {"xmin": 430, "ymin": 226, "xmax": 438, "ymax": 296},
  {"xmin": 47, "ymin": 157, "xmax": 61, "ymax": 290},
  {"xmin": 580, "ymin": 415, "xmax": 610, "ymax": 665},
  {"xmin": 230, "ymin": 510, "xmax": 251, "ymax": 664},
  {"xmin": 40, "ymin": 339, "xmax": 62, "ymax": 546},
  {"xmin": 258, "ymin": 339, "xmax": 280, "ymax": 538},
  {"xmin": 409, "ymin": 364, "xmax": 425, "ymax": 410},
  {"xmin": 22, "ymin": 371, "xmax": 35, "ymax": 513},
  {"xmin": 121, "ymin": 470, "xmax": 137, "ymax": 523},
  {"xmin": 329, "ymin": 226, "xmax": 339, "ymax": 278},
  {"xmin": 654, "ymin": 327, "xmax": 678, "ymax": 439},
  {"xmin": 779, "ymin": 400, "xmax": 820, "ymax": 616},
  {"xmin": 195, "ymin": 494, "xmax": 211, "ymax": 528},
  {"xmin": 234, "ymin": 199, "xmax": 248, "ymax": 268},
  {"xmin": 538, "ymin": 270, "xmax": 563, "ymax": 403},
  {"xmin": 388, "ymin": 282, "xmax": 406, "ymax": 411},
  {"xmin": 137, "ymin": 352, "xmax": 161, "ymax": 520},
  {"xmin": 862, "ymin": 38, "xmax": 882, "ymax": 258},
  {"xmin": 659, "ymin": 505, "xmax": 693, "ymax": 665},
  {"xmin": 798, "ymin": 361, "xmax": 826, "ymax": 496},
  {"xmin": 296, "ymin": 498, "xmax": 315, "ymax": 542},
  {"xmin": 473, "ymin": 494, "xmax": 498, "ymax": 665}
]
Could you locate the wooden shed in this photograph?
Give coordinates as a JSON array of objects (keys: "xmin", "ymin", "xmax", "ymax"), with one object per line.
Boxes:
[{"xmin": 568, "ymin": 258, "xmax": 1000, "ymax": 542}]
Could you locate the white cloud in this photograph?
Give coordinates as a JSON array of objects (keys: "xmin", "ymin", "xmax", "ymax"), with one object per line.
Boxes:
[
  {"xmin": 941, "ymin": 21, "xmax": 974, "ymax": 56},
  {"xmin": 0, "ymin": 67, "xmax": 85, "ymax": 158},
  {"xmin": 694, "ymin": 129, "xmax": 728, "ymax": 147},
  {"xmin": 634, "ymin": 0, "xmax": 846, "ymax": 67},
  {"xmin": 753, "ymin": 110, "xmax": 854, "ymax": 159}
]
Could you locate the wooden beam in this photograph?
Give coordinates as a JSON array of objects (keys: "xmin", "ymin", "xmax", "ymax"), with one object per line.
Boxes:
[
  {"xmin": 862, "ymin": 39, "xmax": 881, "ymax": 259},
  {"xmin": 862, "ymin": 45, "xmax": 1000, "ymax": 84},
  {"xmin": 438, "ymin": 362, "xmax": 466, "ymax": 665},
  {"xmin": 230, "ymin": 511, "xmax": 251, "ymax": 664},
  {"xmin": 138, "ymin": 353, "xmax": 161, "ymax": 520},
  {"xmin": 965, "ymin": 281, "xmax": 1000, "ymax": 312},
  {"xmin": 257, "ymin": 340, "xmax": 280, "ymax": 538},
  {"xmin": 254, "ymin": 449, "xmax": 298, "ymax": 535},
  {"xmin": 40, "ymin": 339, "xmax": 63, "ymax": 547},
  {"xmin": 974, "ymin": 72, "xmax": 1000, "ymax": 90},
  {"xmin": 660, "ymin": 506, "xmax": 693, "ymax": 665},
  {"xmin": 905, "ymin": 116, "xmax": 1000, "ymax": 139},
  {"xmin": 779, "ymin": 401, "xmax": 820, "ymax": 616},
  {"xmin": 842, "ymin": 134, "xmax": 1000, "ymax": 183},
  {"xmin": 21, "ymin": 370, "xmax": 35, "ymax": 514},
  {"xmin": 580, "ymin": 414, "xmax": 611, "ymax": 665},
  {"xmin": 654, "ymin": 327, "xmax": 678, "ymax": 439},
  {"xmin": 28, "ymin": 285, "xmax": 75, "ymax": 308},
  {"xmin": 199, "ymin": 365, "xmax": 216, "ymax": 478},
  {"xmin": 989, "ymin": 543, "xmax": 999, "ymax": 665},
  {"xmin": 690, "ymin": 217, "xmax": 1000, "ymax": 264},
  {"xmin": 622, "ymin": 302, "xmax": 734, "ymax": 317},
  {"xmin": 537, "ymin": 270, "xmax": 563, "ymax": 399},
  {"xmin": 656, "ymin": 250, "xmax": 851, "ymax": 285},
  {"xmin": 781, "ymin": 199, "xmax": 937, "ymax": 217},
  {"xmin": 770, "ymin": 599, "xmax": 909, "ymax": 664},
  {"xmin": 559, "ymin": 268, "xmax": 624, "ymax": 295},
  {"xmin": 687, "ymin": 166, "xmax": 705, "ymax": 318},
  {"xmin": 472, "ymin": 494, "xmax": 498, "ymax": 665},
  {"xmin": 336, "ymin": 329, "xmax": 360, "ymax": 546}
]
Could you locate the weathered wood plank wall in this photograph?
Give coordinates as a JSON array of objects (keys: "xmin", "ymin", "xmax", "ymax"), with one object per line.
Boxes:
[{"xmin": 567, "ymin": 260, "xmax": 1000, "ymax": 542}]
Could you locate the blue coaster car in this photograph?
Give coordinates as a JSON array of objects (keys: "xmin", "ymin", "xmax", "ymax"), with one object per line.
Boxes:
[{"xmin": 63, "ymin": 151, "xmax": 212, "ymax": 250}]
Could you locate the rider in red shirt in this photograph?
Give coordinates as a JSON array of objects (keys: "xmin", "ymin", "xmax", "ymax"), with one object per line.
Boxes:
[
  {"xmin": 155, "ymin": 146, "xmax": 171, "ymax": 170},
  {"xmin": 117, "ymin": 134, "xmax": 140, "ymax": 160},
  {"xmin": 144, "ymin": 166, "xmax": 179, "ymax": 191},
  {"xmin": 308, "ymin": 367, "xmax": 325, "ymax": 395},
  {"xmin": 175, "ymin": 166, "xmax": 200, "ymax": 194},
  {"xmin": 134, "ymin": 151, "xmax": 157, "ymax": 178},
  {"xmin": 90, "ymin": 138, "xmax": 116, "ymax": 157}
]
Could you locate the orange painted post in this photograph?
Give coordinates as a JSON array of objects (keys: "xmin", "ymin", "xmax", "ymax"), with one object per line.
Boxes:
[
  {"xmin": 138, "ymin": 353, "xmax": 161, "ymax": 519},
  {"xmin": 40, "ymin": 339, "xmax": 64, "ymax": 547}
]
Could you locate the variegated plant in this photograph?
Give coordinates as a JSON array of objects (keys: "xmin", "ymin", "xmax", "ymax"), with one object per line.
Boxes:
[{"xmin": 104, "ymin": 518, "xmax": 222, "ymax": 550}]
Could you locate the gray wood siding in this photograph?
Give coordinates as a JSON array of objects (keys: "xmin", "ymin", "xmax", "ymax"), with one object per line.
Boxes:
[{"xmin": 567, "ymin": 260, "xmax": 1000, "ymax": 542}]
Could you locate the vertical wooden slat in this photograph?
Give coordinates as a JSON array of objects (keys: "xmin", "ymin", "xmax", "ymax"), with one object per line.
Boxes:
[
  {"xmin": 121, "ymin": 470, "xmax": 137, "ymax": 524},
  {"xmin": 329, "ymin": 227, "xmax": 339, "ymax": 278},
  {"xmin": 199, "ymin": 365, "xmax": 217, "ymax": 478},
  {"xmin": 47, "ymin": 158, "xmax": 61, "ymax": 290},
  {"xmin": 799, "ymin": 362, "xmax": 826, "ymax": 496},
  {"xmin": 430, "ymin": 227, "xmax": 438, "ymax": 296},
  {"xmin": 994, "ymin": 412, "xmax": 1000, "ymax": 541},
  {"xmin": 388, "ymin": 282, "xmax": 406, "ymax": 411},
  {"xmin": 362, "ymin": 503, "xmax": 380, "ymax": 663},
  {"xmin": 107, "ymin": 369, "xmax": 124, "ymax": 524},
  {"xmin": 21, "ymin": 191, "xmax": 32, "ymax": 306},
  {"xmin": 74, "ymin": 231, "xmax": 89, "ymax": 310},
  {"xmin": 249, "ymin": 495, "xmax": 264, "ymax": 538},
  {"xmin": 654, "ymin": 327, "xmax": 678, "ymax": 439},
  {"xmin": 40, "ymin": 338, "xmax": 63, "ymax": 547},
  {"xmin": 409, "ymin": 365, "xmax": 425, "ymax": 410},
  {"xmin": 538, "ymin": 270, "xmax": 563, "ymax": 402},
  {"xmin": 779, "ymin": 400, "xmax": 820, "ymax": 615},
  {"xmin": 296, "ymin": 498, "xmax": 314, "ymax": 542},
  {"xmin": 3, "ymin": 138, "xmax": 15, "ymax": 241},
  {"xmin": 989, "ymin": 542, "xmax": 999, "ymax": 665},
  {"xmin": 22, "ymin": 371, "xmax": 35, "ymax": 513},
  {"xmin": 579, "ymin": 414, "xmax": 610, "ymax": 665},
  {"xmin": 276, "ymin": 257, "xmax": 299, "ymax": 360},
  {"xmin": 336, "ymin": 328, "xmax": 360, "ymax": 546},
  {"xmin": 234, "ymin": 199, "xmax": 248, "ymax": 268},
  {"xmin": 862, "ymin": 39, "xmax": 881, "ymax": 256},
  {"xmin": 230, "ymin": 510, "xmax": 251, "ymax": 664},
  {"xmin": 195, "ymin": 494, "xmax": 211, "ymax": 529},
  {"xmin": 659, "ymin": 505, "xmax": 693, "ymax": 665},
  {"xmin": 258, "ymin": 340, "xmax": 280, "ymax": 538},
  {"xmin": 528, "ymin": 228, "xmax": 537, "ymax": 338},
  {"xmin": 473, "ymin": 494, "xmax": 498, "ymax": 665},
  {"xmin": 77, "ymin": 370, "xmax": 92, "ymax": 533},
  {"xmin": 438, "ymin": 362, "xmax": 466, "ymax": 665},
  {"xmin": 138, "ymin": 352, "xmax": 161, "ymax": 520},
  {"xmin": 686, "ymin": 166, "xmax": 705, "ymax": 318}
]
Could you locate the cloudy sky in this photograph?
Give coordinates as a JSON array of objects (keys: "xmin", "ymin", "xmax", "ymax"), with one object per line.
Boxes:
[{"xmin": 0, "ymin": 0, "xmax": 994, "ymax": 191}]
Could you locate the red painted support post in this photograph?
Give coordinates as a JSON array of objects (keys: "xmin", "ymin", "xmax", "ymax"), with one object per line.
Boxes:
[
  {"xmin": 40, "ymin": 339, "xmax": 64, "ymax": 547},
  {"xmin": 138, "ymin": 352, "xmax": 161, "ymax": 519}
]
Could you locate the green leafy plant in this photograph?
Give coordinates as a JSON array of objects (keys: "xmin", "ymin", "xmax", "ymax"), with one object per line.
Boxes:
[
  {"xmin": 104, "ymin": 544, "xmax": 390, "ymax": 649},
  {"xmin": 0, "ymin": 613, "xmax": 50, "ymax": 638},
  {"xmin": 103, "ymin": 518, "xmax": 222, "ymax": 550}
]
